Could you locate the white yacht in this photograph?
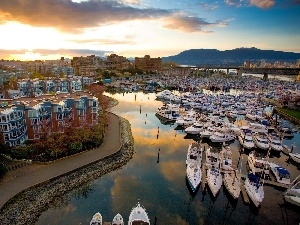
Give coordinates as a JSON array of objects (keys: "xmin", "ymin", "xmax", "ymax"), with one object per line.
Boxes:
[
  {"xmin": 90, "ymin": 212, "xmax": 102, "ymax": 225},
  {"xmin": 268, "ymin": 162, "xmax": 291, "ymax": 185},
  {"xmin": 186, "ymin": 142, "xmax": 202, "ymax": 165},
  {"xmin": 268, "ymin": 132, "xmax": 283, "ymax": 152},
  {"xmin": 128, "ymin": 202, "xmax": 150, "ymax": 225},
  {"xmin": 207, "ymin": 168, "xmax": 222, "ymax": 197},
  {"xmin": 156, "ymin": 104, "xmax": 181, "ymax": 121},
  {"xmin": 244, "ymin": 173, "xmax": 264, "ymax": 207},
  {"xmin": 284, "ymin": 175, "xmax": 300, "ymax": 207},
  {"xmin": 210, "ymin": 129, "xmax": 235, "ymax": 143},
  {"xmin": 238, "ymin": 131, "xmax": 255, "ymax": 150},
  {"xmin": 112, "ymin": 213, "xmax": 124, "ymax": 225},
  {"xmin": 223, "ymin": 170, "xmax": 241, "ymax": 199},
  {"xmin": 200, "ymin": 126, "xmax": 216, "ymax": 138},
  {"xmin": 184, "ymin": 122, "xmax": 204, "ymax": 134},
  {"xmin": 247, "ymin": 151, "xmax": 270, "ymax": 178},
  {"xmin": 205, "ymin": 147, "xmax": 220, "ymax": 169},
  {"xmin": 289, "ymin": 152, "xmax": 300, "ymax": 164},
  {"xmin": 219, "ymin": 145, "xmax": 234, "ymax": 171},
  {"xmin": 186, "ymin": 161, "xmax": 202, "ymax": 192},
  {"xmin": 253, "ymin": 132, "xmax": 269, "ymax": 150}
]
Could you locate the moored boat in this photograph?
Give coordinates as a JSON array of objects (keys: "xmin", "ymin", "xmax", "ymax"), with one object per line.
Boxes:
[
  {"xmin": 268, "ymin": 162, "xmax": 291, "ymax": 185},
  {"xmin": 244, "ymin": 173, "xmax": 264, "ymax": 207},
  {"xmin": 186, "ymin": 161, "xmax": 202, "ymax": 192},
  {"xmin": 90, "ymin": 212, "xmax": 102, "ymax": 225},
  {"xmin": 289, "ymin": 152, "xmax": 300, "ymax": 164},
  {"xmin": 112, "ymin": 213, "xmax": 124, "ymax": 225},
  {"xmin": 207, "ymin": 167, "xmax": 222, "ymax": 197},
  {"xmin": 128, "ymin": 202, "xmax": 150, "ymax": 225},
  {"xmin": 284, "ymin": 175, "xmax": 300, "ymax": 207},
  {"xmin": 223, "ymin": 170, "xmax": 241, "ymax": 199}
]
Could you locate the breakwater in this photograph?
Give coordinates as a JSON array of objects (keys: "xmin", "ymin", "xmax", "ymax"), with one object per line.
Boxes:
[{"xmin": 0, "ymin": 116, "xmax": 134, "ymax": 225}]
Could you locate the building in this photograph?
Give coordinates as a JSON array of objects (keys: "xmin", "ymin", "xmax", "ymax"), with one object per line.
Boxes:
[
  {"xmin": 105, "ymin": 54, "xmax": 130, "ymax": 70},
  {"xmin": 134, "ymin": 55, "xmax": 162, "ymax": 72},
  {"xmin": 0, "ymin": 91, "xmax": 99, "ymax": 146}
]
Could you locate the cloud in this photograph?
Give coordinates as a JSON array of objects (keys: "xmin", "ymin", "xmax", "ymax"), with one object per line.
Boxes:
[
  {"xmin": 224, "ymin": 0, "xmax": 243, "ymax": 7},
  {"xmin": 161, "ymin": 13, "xmax": 226, "ymax": 33},
  {"xmin": 199, "ymin": 2, "xmax": 219, "ymax": 11},
  {"xmin": 250, "ymin": 0, "xmax": 275, "ymax": 8},
  {"xmin": 67, "ymin": 38, "xmax": 136, "ymax": 45},
  {"xmin": 0, "ymin": 48, "xmax": 112, "ymax": 57},
  {"xmin": 0, "ymin": 0, "xmax": 226, "ymax": 33}
]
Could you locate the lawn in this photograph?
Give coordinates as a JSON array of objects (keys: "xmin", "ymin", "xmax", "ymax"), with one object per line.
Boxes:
[{"xmin": 278, "ymin": 107, "xmax": 300, "ymax": 120}]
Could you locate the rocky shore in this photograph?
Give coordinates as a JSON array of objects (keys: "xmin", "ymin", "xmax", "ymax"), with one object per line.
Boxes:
[{"xmin": 0, "ymin": 116, "xmax": 134, "ymax": 225}]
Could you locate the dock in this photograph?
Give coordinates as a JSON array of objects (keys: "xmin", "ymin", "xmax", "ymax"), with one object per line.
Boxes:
[
  {"xmin": 240, "ymin": 182, "xmax": 250, "ymax": 205},
  {"xmin": 201, "ymin": 143, "xmax": 208, "ymax": 191}
]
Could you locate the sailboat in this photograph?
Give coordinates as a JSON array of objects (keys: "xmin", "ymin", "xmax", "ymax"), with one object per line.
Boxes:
[
  {"xmin": 112, "ymin": 213, "xmax": 124, "ymax": 225},
  {"xmin": 223, "ymin": 152, "xmax": 242, "ymax": 200},
  {"xmin": 186, "ymin": 161, "xmax": 202, "ymax": 192},
  {"xmin": 207, "ymin": 167, "xmax": 222, "ymax": 197},
  {"xmin": 244, "ymin": 173, "xmax": 264, "ymax": 207},
  {"xmin": 284, "ymin": 175, "xmax": 300, "ymax": 207},
  {"xmin": 90, "ymin": 212, "xmax": 102, "ymax": 225}
]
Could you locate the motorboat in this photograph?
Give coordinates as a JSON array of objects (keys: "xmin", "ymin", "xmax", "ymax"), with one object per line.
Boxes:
[
  {"xmin": 247, "ymin": 151, "xmax": 270, "ymax": 178},
  {"xmin": 207, "ymin": 167, "xmax": 222, "ymax": 197},
  {"xmin": 186, "ymin": 142, "xmax": 202, "ymax": 165},
  {"xmin": 253, "ymin": 132, "xmax": 269, "ymax": 150},
  {"xmin": 128, "ymin": 202, "xmax": 150, "ymax": 225},
  {"xmin": 244, "ymin": 173, "xmax": 264, "ymax": 207},
  {"xmin": 156, "ymin": 104, "xmax": 181, "ymax": 121},
  {"xmin": 184, "ymin": 122, "xmax": 204, "ymax": 134},
  {"xmin": 186, "ymin": 161, "xmax": 202, "ymax": 192},
  {"xmin": 200, "ymin": 126, "xmax": 216, "ymax": 138},
  {"xmin": 238, "ymin": 130, "xmax": 255, "ymax": 150},
  {"xmin": 209, "ymin": 129, "xmax": 235, "ymax": 143},
  {"xmin": 112, "ymin": 213, "xmax": 124, "ymax": 225},
  {"xmin": 284, "ymin": 175, "xmax": 300, "ymax": 207},
  {"xmin": 268, "ymin": 132, "xmax": 283, "ymax": 152},
  {"xmin": 223, "ymin": 170, "xmax": 241, "ymax": 199},
  {"xmin": 268, "ymin": 162, "xmax": 291, "ymax": 185},
  {"xmin": 220, "ymin": 145, "xmax": 234, "ymax": 171},
  {"xmin": 289, "ymin": 152, "xmax": 300, "ymax": 164},
  {"xmin": 205, "ymin": 147, "xmax": 220, "ymax": 169},
  {"xmin": 279, "ymin": 127, "xmax": 294, "ymax": 138},
  {"xmin": 90, "ymin": 212, "xmax": 102, "ymax": 225}
]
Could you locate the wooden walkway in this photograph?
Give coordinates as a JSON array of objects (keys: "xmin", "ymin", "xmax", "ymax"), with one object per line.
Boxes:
[
  {"xmin": 240, "ymin": 182, "xmax": 250, "ymax": 205},
  {"xmin": 201, "ymin": 143, "xmax": 208, "ymax": 191}
]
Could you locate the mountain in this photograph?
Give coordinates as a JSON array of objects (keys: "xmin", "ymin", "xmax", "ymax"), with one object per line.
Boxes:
[{"xmin": 161, "ymin": 47, "xmax": 300, "ymax": 66}]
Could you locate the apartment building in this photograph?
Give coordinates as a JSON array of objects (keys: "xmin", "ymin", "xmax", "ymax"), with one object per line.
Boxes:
[
  {"xmin": 0, "ymin": 92, "xmax": 99, "ymax": 146},
  {"xmin": 134, "ymin": 55, "xmax": 162, "ymax": 72}
]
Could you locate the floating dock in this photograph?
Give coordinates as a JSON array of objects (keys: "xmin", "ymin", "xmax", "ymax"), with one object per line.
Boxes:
[
  {"xmin": 201, "ymin": 143, "xmax": 207, "ymax": 191},
  {"xmin": 240, "ymin": 182, "xmax": 250, "ymax": 205}
]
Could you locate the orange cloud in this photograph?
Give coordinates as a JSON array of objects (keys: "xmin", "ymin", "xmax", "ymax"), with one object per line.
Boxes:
[
  {"xmin": 0, "ymin": 0, "xmax": 228, "ymax": 33},
  {"xmin": 250, "ymin": 0, "xmax": 275, "ymax": 8}
]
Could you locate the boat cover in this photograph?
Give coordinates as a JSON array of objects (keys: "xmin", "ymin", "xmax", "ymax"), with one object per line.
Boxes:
[{"xmin": 276, "ymin": 167, "xmax": 290, "ymax": 175}]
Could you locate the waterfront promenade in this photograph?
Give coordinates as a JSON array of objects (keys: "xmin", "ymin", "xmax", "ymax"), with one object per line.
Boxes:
[{"xmin": 0, "ymin": 112, "xmax": 121, "ymax": 209}]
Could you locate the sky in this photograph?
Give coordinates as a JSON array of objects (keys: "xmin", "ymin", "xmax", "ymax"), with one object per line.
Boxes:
[{"xmin": 0, "ymin": 0, "xmax": 299, "ymax": 61}]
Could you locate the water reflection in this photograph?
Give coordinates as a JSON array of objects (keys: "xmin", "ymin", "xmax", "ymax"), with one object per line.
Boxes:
[{"xmin": 36, "ymin": 92, "xmax": 300, "ymax": 225}]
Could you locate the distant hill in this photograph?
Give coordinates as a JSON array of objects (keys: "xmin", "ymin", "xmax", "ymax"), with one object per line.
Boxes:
[{"xmin": 161, "ymin": 47, "xmax": 300, "ymax": 66}]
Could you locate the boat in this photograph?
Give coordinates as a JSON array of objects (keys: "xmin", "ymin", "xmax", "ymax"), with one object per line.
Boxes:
[
  {"xmin": 90, "ymin": 212, "xmax": 102, "ymax": 225},
  {"xmin": 247, "ymin": 151, "xmax": 270, "ymax": 178},
  {"xmin": 284, "ymin": 175, "xmax": 300, "ymax": 207},
  {"xmin": 268, "ymin": 132, "xmax": 283, "ymax": 152},
  {"xmin": 205, "ymin": 147, "xmax": 220, "ymax": 169},
  {"xmin": 186, "ymin": 142, "xmax": 202, "ymax": 165},
  {"xmin": 252, "ymin": 132, "xmax": 269, "ymax": 150},
  {"xmin": 223, "ymin": 170, "xmax": 241, "ymax": 199},
  {"xmin": 186, "ymin": 161, "xmax": 202, "ymax": 192},
  {"xmin": 184, "ymin": 122, "xmax": 204, "ymax": 134},
  {"xmin": 155, "ymin": 104, "xmax": 181, "ymax": 121},
  {"xmin": 209, "ymin": 129, "xmax": 235, "ymax": 143},
  {"xmin": 268, "ymin": 162, "xmax": 291, "ymax": 185},
  {"xmin": 244, "ymin": 173, "xmax": 264, "ymax": 207},
  {"xmin": 128, "ymin": 202, "xmax": 150, "ymax": 225},
  {"xmin": 279, "ymin": 127, "xmax": 294, "ymax": 138},
  {"xmin": 289, "ymin": 152, "xmax": 300, "ymax": 164},
  {"xmin": 219, "ymin": 145, "xmax": 234, "ymax": 171},
  {"xmin": 112, "ymin": 213, "xmax": 124, "ymax": 225},
  {"xmin": 207, "ymin": 167, "xmax": 222, "ymax": 197},
  {"xmin": 238, "ymin": 130, "xmax": 255, "ymax": 150},
  {"xmin": 200, "ymin": 126, "xmax": 216, "ymax": 138}
]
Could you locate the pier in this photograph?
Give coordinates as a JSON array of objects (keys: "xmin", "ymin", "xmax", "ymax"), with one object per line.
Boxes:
[
  {"xmin": 240, "ymin": 182, "xmax": 250, "ymax": 205},
  {"xmin": 201, "ymin": 145, "xmax": 207, "ymax": 191}
]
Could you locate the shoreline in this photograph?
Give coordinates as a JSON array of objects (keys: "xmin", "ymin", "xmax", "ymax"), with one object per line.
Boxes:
[{"xmin": 0, "ymin": 114, "xmax": 134, "ymax": 224}]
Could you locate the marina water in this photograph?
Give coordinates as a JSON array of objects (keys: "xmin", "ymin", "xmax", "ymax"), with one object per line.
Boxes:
[{"xmin": 36, "ymin": 91, "xmax": 300, "ymax": 225}]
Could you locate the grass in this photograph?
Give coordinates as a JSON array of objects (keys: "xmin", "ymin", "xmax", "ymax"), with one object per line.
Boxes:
[{"xmin": 278, "ymin": 107, "xmax": 300, "ymax": 120}]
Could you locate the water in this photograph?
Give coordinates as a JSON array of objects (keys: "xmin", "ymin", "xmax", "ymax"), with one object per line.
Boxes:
[{"xmin": 36, "ymin": 92, "xmax": 300, "ymax": 225}]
